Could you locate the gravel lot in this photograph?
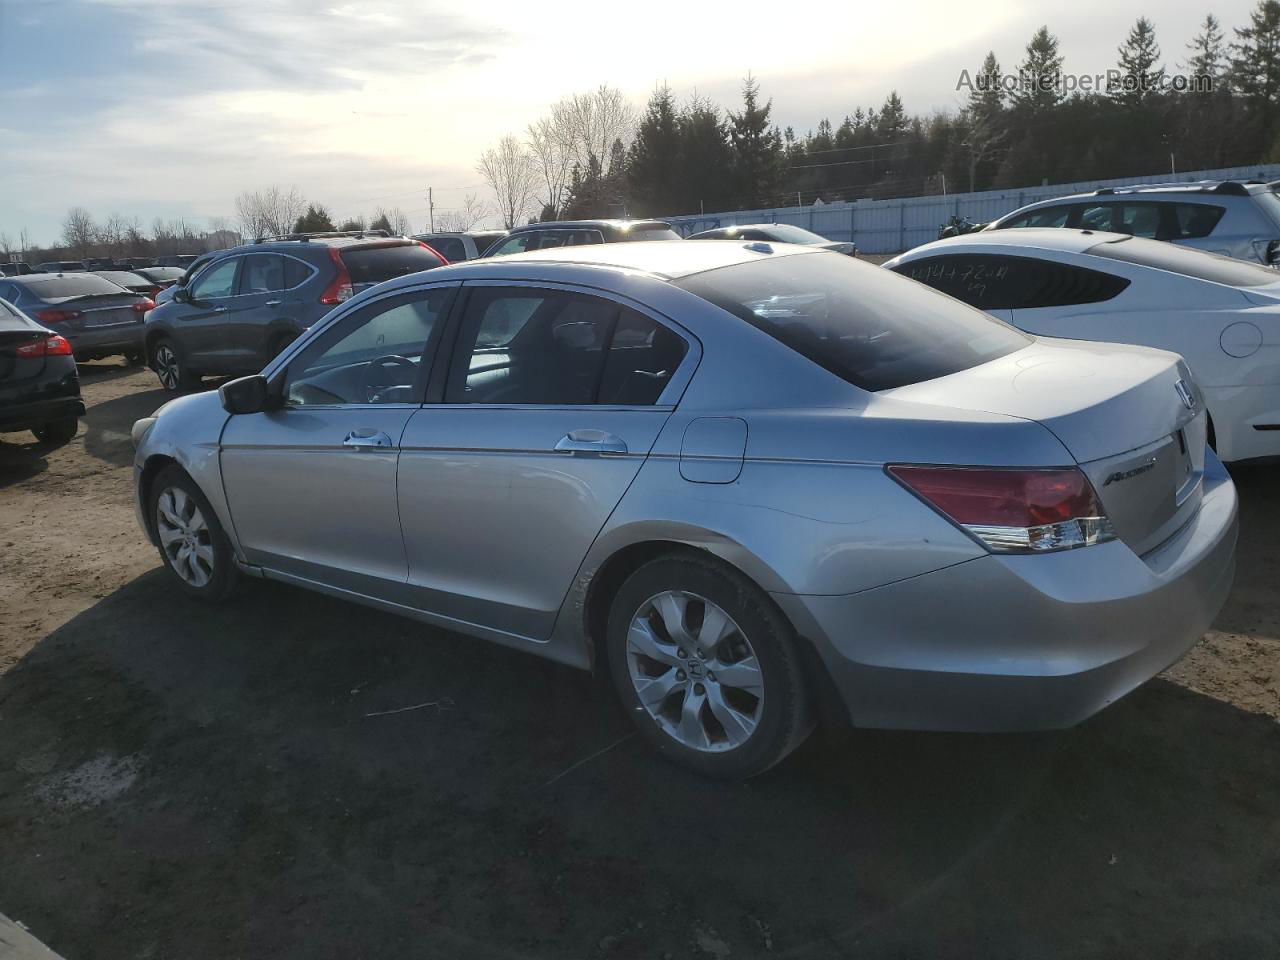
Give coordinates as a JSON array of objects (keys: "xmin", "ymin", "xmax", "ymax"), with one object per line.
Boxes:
[{"xmin": 1, "ymin": 361, "xmax": 1278, "ymax": 959}]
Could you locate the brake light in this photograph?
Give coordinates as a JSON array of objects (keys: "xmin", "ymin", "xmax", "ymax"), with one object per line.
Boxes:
[
  {"xmin": 147, "ymin": 286, "xmax": 162, "ymax": 298},
  {"xmin": 15, "ymin": 335, "xmax": 73, "ymax": 358},
  {"xmin": 133, "ymin": 298, "xmax": 156, "ymax": 312},
  {"xmin": 35, "ymin": 308, "xmax": 82, "ymax": 325},
  {"xmin": 320, "ymin": 248, "xmax": 353, "ymax": 305},
  {"xmin": 888, "ymin": 465, "xmax": 1116, "ymax": 553}
]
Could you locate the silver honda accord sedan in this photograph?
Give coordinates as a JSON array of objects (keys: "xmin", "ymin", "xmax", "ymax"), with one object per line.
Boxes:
[{"xmin": 131, "ymin": 240, "xmax": 1239, "ymax": 778}]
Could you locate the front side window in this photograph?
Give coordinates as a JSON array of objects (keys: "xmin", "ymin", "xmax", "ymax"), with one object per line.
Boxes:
[
  {"xmin": 1078, "ymin": 204, "xmax": 1114, "ymax": 231},
  {"xmin": 447, "ymin": 287, "xmax": 686, "ymax": 405},
  {"xmin": 189, "ymin": 258, "xmax": 239, "ymax": 300},
  {"xmin": 286, "ymin": 287, "xmax": 452, "ymax": 406},
  {"xmin": 486, "ymin": 234, "xmax": 534, "ymax": 257},
  {"xmin": 681, "ymin": 252, "xmax": 1030, "ymax": 392},
  {"xmin": 1113, "ymin": 202, "xmax": 1164, "ymax": 239},
  {"xmin": 893, "ymin": 253, "xmax": 1130, "ymax": 311}
]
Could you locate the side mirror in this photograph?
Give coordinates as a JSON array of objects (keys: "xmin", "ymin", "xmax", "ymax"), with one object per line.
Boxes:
[
  {"xmin": 173, "ymin": 286, "xmax": 191, "ymax": 303},
  {"xmin": 219, "ymin": 375, "xmax": 274, "ymax": 415}
]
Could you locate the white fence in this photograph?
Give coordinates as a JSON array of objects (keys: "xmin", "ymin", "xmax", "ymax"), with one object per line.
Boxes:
[{"xmin": 662, "ymin": 164, "xmax": 1280, "ymax": 255}]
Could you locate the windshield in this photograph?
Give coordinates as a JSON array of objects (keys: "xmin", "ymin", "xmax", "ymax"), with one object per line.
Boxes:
[
  {"xmin": 677, "ymin": 251, "xmax": 1030, "ymax": 391},
  {"xmin": 1085, "ymin": 235, "xmax": 1280, "ymax": 287}
]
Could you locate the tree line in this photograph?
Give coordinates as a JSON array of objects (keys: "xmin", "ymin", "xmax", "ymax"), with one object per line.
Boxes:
[{"xmin": 479, "ymin": 2, "xmax": 1280, "ymax": 224}]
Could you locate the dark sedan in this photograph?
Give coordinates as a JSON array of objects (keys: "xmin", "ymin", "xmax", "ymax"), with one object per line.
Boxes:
[
  {"xmin": 0, "ymin": 298, "xmax": 84, "ymax": 445},
  {"xmin": 0, "ymin": 273, "xmax": 153, "ymax": 362},
  {"xmin": 131, "ymin": 266, "xmax": 186, "ymax": 290},
  {"xmin": 93, "ymin": 269, "xmax": 163, "ymax": 298},
  {"xmin": 686, "ymin": 222, "xmax": 858, "ymax": 256}
]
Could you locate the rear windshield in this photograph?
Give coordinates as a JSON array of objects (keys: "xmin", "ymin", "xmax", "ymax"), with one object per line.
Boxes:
[
  {"xmin": 96, "ymin": 271, "xmax": 147, "ymax": 286},
  {"xmin": 623, "ymin": 227, "xmax": 681, "ymax": 242},
  {"xmin": 1084, "ymin": 236, "xmax": 1280, "ymax": 287},
  {"xmin": 340, "ymin": 244, "xmax": 443, "ymax": 285},
  {"xmin": 677, "ymin": 252, "xmax": 1031, "ymax": 392},
  {"xmin": 138, "ymin": 266, "xmax": 184, "ymax": 281},
  {"xmin": 761, "ymin": 224, "xmax": 829, "ymax": 245},
  {"xmin": 23, "ymin": 274, "xmax": 130, "ymax": 299}
]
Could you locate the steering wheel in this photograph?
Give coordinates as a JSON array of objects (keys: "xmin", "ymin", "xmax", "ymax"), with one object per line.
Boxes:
[{"xmin": 364, "ymin": 354, "xmax": 417, "ymax": 403}]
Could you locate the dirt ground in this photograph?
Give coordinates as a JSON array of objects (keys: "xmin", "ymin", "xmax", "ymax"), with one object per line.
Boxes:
[{"xmin": 0, "ymin": 362, "xmax": 1277, "ymax": 959}]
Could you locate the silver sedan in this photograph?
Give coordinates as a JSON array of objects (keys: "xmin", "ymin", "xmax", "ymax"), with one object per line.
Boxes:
[{"xmin": 131, "ymin": 241, "xmax": 1238, "ymax": 778}]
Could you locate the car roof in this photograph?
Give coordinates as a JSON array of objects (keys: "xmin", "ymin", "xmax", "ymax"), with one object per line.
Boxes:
[
  {"xmin": 898, "ymin": 227, "xmax": 1131, "ymax": 260},
  {"xmin": 508, "ymin": 219, "xmax": 672, "ymax": 234},
  {"xmin": 401, "ymin": 238, "xmax": 820, "ymax": 284}
]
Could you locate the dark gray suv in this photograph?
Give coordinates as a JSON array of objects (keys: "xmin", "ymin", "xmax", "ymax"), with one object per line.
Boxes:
[{"xmin": 144, "ymin": 232, "xmax": 446, "ymax": 391}]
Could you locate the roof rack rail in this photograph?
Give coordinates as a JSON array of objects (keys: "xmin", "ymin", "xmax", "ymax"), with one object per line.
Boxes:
[
  {"xmin": 253, "ymin": 229, "xmax": 394, "ymax": 244},
  {"xmin": 1211, "ymin": 181, "xmax": 1250, "ymax": 196},
  {"xmin": 1094, "ymin": 187, "xmax": 1115, "ymax": 195}
]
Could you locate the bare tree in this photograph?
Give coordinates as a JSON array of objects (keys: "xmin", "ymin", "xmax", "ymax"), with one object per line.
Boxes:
[
  {"xmin": 558, "ymin": 84, "xmax": 637, "ymax": 170},
  {"xmin": 61, "ymin": 207, "xmax": 97, "ymax": 258},
  {"xmin": 527, "ymin": 114, "xmax": 575, "ymax": 219},
  {"xmin": 478, "ymin": 135, "xmax": 538, "ymax": 229},
  {"xmin": 0, "ymin": 233, "xmax": 11, "ymax": 259},
  {"xmin": 235, "ymin": 185, "xmax": 306, "ymax": 238},
  {"xmin": 434, "ymin": 194, "xmax": 490, "ymax": 232}
]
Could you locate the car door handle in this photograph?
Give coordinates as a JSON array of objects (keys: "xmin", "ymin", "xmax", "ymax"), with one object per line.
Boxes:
[
  {"xmin": 265, "ymin": 299, "xmax": 282, "ymax": 307},
  {"xmin": 212, "ymin": 305, "xmax": 227, "ymax": 313},
  {"xmin": 555, "ymin": 430, "xmax": 627, "ymax": 455},
  {"xmin": 343, "ymin": 429, "xmax": 395, "ymax": 450}
]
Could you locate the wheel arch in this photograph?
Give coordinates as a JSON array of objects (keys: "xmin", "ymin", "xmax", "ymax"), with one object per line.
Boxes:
[
  {"xmin": 578, "ymin": 535, "xmax": 849, "ymax": 730},
  {"xmin": 137, "ymin": 453, "xmax": 179, "ymax": 544}
]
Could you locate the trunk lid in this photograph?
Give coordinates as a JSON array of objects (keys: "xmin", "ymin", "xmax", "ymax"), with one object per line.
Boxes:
[
  {"xmin": 0, "ymin": 321, "xmax": 49, "ymax": 381},
  {"xmin": 881, "ymin": 338, "xmax": 1205, "ymax": 556},
  {"xmin": 52, "ymin": 293, "xmax": 146, "ymax": 329}
]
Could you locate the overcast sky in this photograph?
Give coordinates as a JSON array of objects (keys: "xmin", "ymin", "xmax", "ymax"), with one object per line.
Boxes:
[{"xmin": 0, "ymin": 0, "xmax": 1259, "ymax": 245}]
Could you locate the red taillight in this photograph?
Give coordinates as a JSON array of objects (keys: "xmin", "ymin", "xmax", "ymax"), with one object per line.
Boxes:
[
  {"xmin": 147, "ymin": 286, "xmax": 162, "ymax": 298},
  {"xmin": 320, "ymin": 248, "xmax": 354, "ymax": 305},
  {"xmin": 888, "ymin": 465, "xmax": 1115, "ymax": 553},
  {"xmin": 35, "ymin": 308, "xmax": 82, "ymax": 325},
  {"xmin": 15, "ymin": 334, "xmax": 73, "ymax": 358},
  {"xmin": 133, "ymin": 298, "xmax": 156, "ymax": 312}
]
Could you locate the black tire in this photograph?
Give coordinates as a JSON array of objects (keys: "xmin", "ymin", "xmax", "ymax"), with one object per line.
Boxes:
[
  {"xmin": 152, "ymin": 338, "xmax": 199, "ymax": 392},
  {"xmin": 31, "ymin": 417, "xmax": 78, "ymax": 446},
  {"xmin": 605, "ymin": 553, "xmax": 813, "ymax": 779},
  {"xmin": 148, "ymin": 464, "xmax": 239, "ymax": 601}
]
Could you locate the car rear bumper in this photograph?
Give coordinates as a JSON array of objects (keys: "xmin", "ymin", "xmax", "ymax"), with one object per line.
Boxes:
[
  {"xmin": 0, "ymin": 395, "xmax": 86, "ymax": 432},
  {"xmin": 57, "ymin": 322, "xmax": 145, "ymax": 356},
  {"xmin": 774, "ymin": 454, "xmax": 1239, "ymax": 732}
]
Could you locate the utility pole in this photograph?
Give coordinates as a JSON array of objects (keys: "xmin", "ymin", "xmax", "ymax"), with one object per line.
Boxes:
[{"xmin": 427, "ymin": 187, "xmax": 435, "ymax": 232}]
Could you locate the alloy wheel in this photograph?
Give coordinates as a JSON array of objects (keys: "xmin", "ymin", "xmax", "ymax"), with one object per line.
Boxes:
[
  {"xmin": 155, "ymin": 344, "xmax": 180, "ymax": 390},
  {"xmin": 625, "ymin": 590, "xmax": 764, "ymax": 752},
  {"xmin": 155, "ymin": 486, "xmax": 214, "ymax": 587}
]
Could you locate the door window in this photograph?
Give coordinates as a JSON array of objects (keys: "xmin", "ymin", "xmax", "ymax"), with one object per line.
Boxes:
[
  {"xmin": 1170, "ymin": 203, "xmax": 1226, "ymax": 239},
  {"xmin": 486, "ymin": 234, "xmax": 535, "ymax": 257},
  {"xmin": 240, "ymin": 254, "xmax": 286, "ymax": 294},
  {"xmin": 893, "ymin": 254, "xmax": 1129, "ymax": 310},
  {"xmin": 189, "ymin": 258, "xmax": 239, "ymax": 300},
  {"xmin": 447, "ymin": 288, "xmax": 687, "ymax": 405},
  {"xmin": 1112, "ymin": 202, "xmax": 1164, "ymax": 239},
  {"xmin": 1078, "ymin": 205, "xmax": 1114, "ymax": 231},
  {"xmin": 1002, "ymin": 206, "xmax": 1071, "ymax": 229},
  {"xmin": 286, "ymin": 287, "xmax": 453, "ymax": 406},
  {"xmin": 429, "ymin": 237, "xmax": 467, "ymax": 262}
]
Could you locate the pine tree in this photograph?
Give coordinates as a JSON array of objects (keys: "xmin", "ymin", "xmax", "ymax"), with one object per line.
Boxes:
[
  {"xmin": 1231, "ymin": 0, "xmax": 1280, "ymax": 104},
  {"xmin": 1112, "ymin": 17, "xmax": 1165, "ymax": 107},
  {"xmin": 876, "ymin": 92, "xmax": 908, "ymax": 140},
  {"xmin": 1185, "ymin": 14, "xmax": 1226, "ymax": 79},
  {"xmin": 962, "ymin": 52, "xmax": 1008, "ymax": 191},
  {"xmin": 678, "ymin": 97, "xmax": 736, "ymax": 212},
  {"xmin": 727, "ymin": 73, "xmax": 785, "ymax": 209},
  {"xmin": 626, "ymin": 85, "xmax": 682, "ymax": 215},
  {"xmin": 293, "ymin": 204, "xmax": 335, "ymax": 233},
  {"xmin": 967, "ymin": 51, "xmax": 1005, "ymax": 118},
  {"xmin": 1012, "ymin": 26, "xmax": 1065, "ymax": 114}
]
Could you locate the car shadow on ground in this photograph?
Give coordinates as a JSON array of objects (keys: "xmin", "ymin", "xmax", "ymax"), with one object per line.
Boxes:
[
  {"xmin": 79, "ymin": 384, "xmax": 175, "ymax": 469},
  {"xmin": 0, "ymin": 568, "xmax": 1277, "ymax": 959},
  {"xmin": 0, "ymin": 437, "xmax": 50, "ymax": 487}
]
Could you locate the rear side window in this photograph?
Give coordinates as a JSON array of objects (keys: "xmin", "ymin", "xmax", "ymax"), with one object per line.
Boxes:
[
  {"xmin": 22, "ymin": 275, "xmax": 129, "ymax": 299},
  {"xmin": 447, "ymin": 288, "xmax": 687, "ymax": 405},
  {"xmin": 1170, "ymin": 203, "xmax": 1226, "ymax": 239},
  {"xmin": 1078, "ymin": 204, "xmax": 1113, "ymax": 230},
  {"xmin": 240, "ymin": 254, "xmax": 286, "ymax": 294},
  {"xmin": 282, "ymin": 256, "xmax": 311, "ymax": 288},
  {"xmin": 1085, "ymin": 235, "xmax": 1280, "ymax": 287},
  {"xmin": 1112, "ymin": 202, "xmax": 1163, "ymax": 239},
  {"xmin": 893, "ymin": 254, "xmax": 1130, "ymax": 310},
  {"xmin": 679, "ymin": 253, "xmax": 1030, "ymax": 392},
  {"xmin": 1001, "ymin": 206, "xmax": 1070, "ymax": 229},
  {"xmin": 340, "ymin": 244, "xmax": 443, "ymax": 286}
]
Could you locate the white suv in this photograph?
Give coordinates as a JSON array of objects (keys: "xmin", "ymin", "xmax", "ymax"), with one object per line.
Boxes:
[{"xmin": 987, "ymin": 180, "xmax": 1280, "ymax": 264}]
